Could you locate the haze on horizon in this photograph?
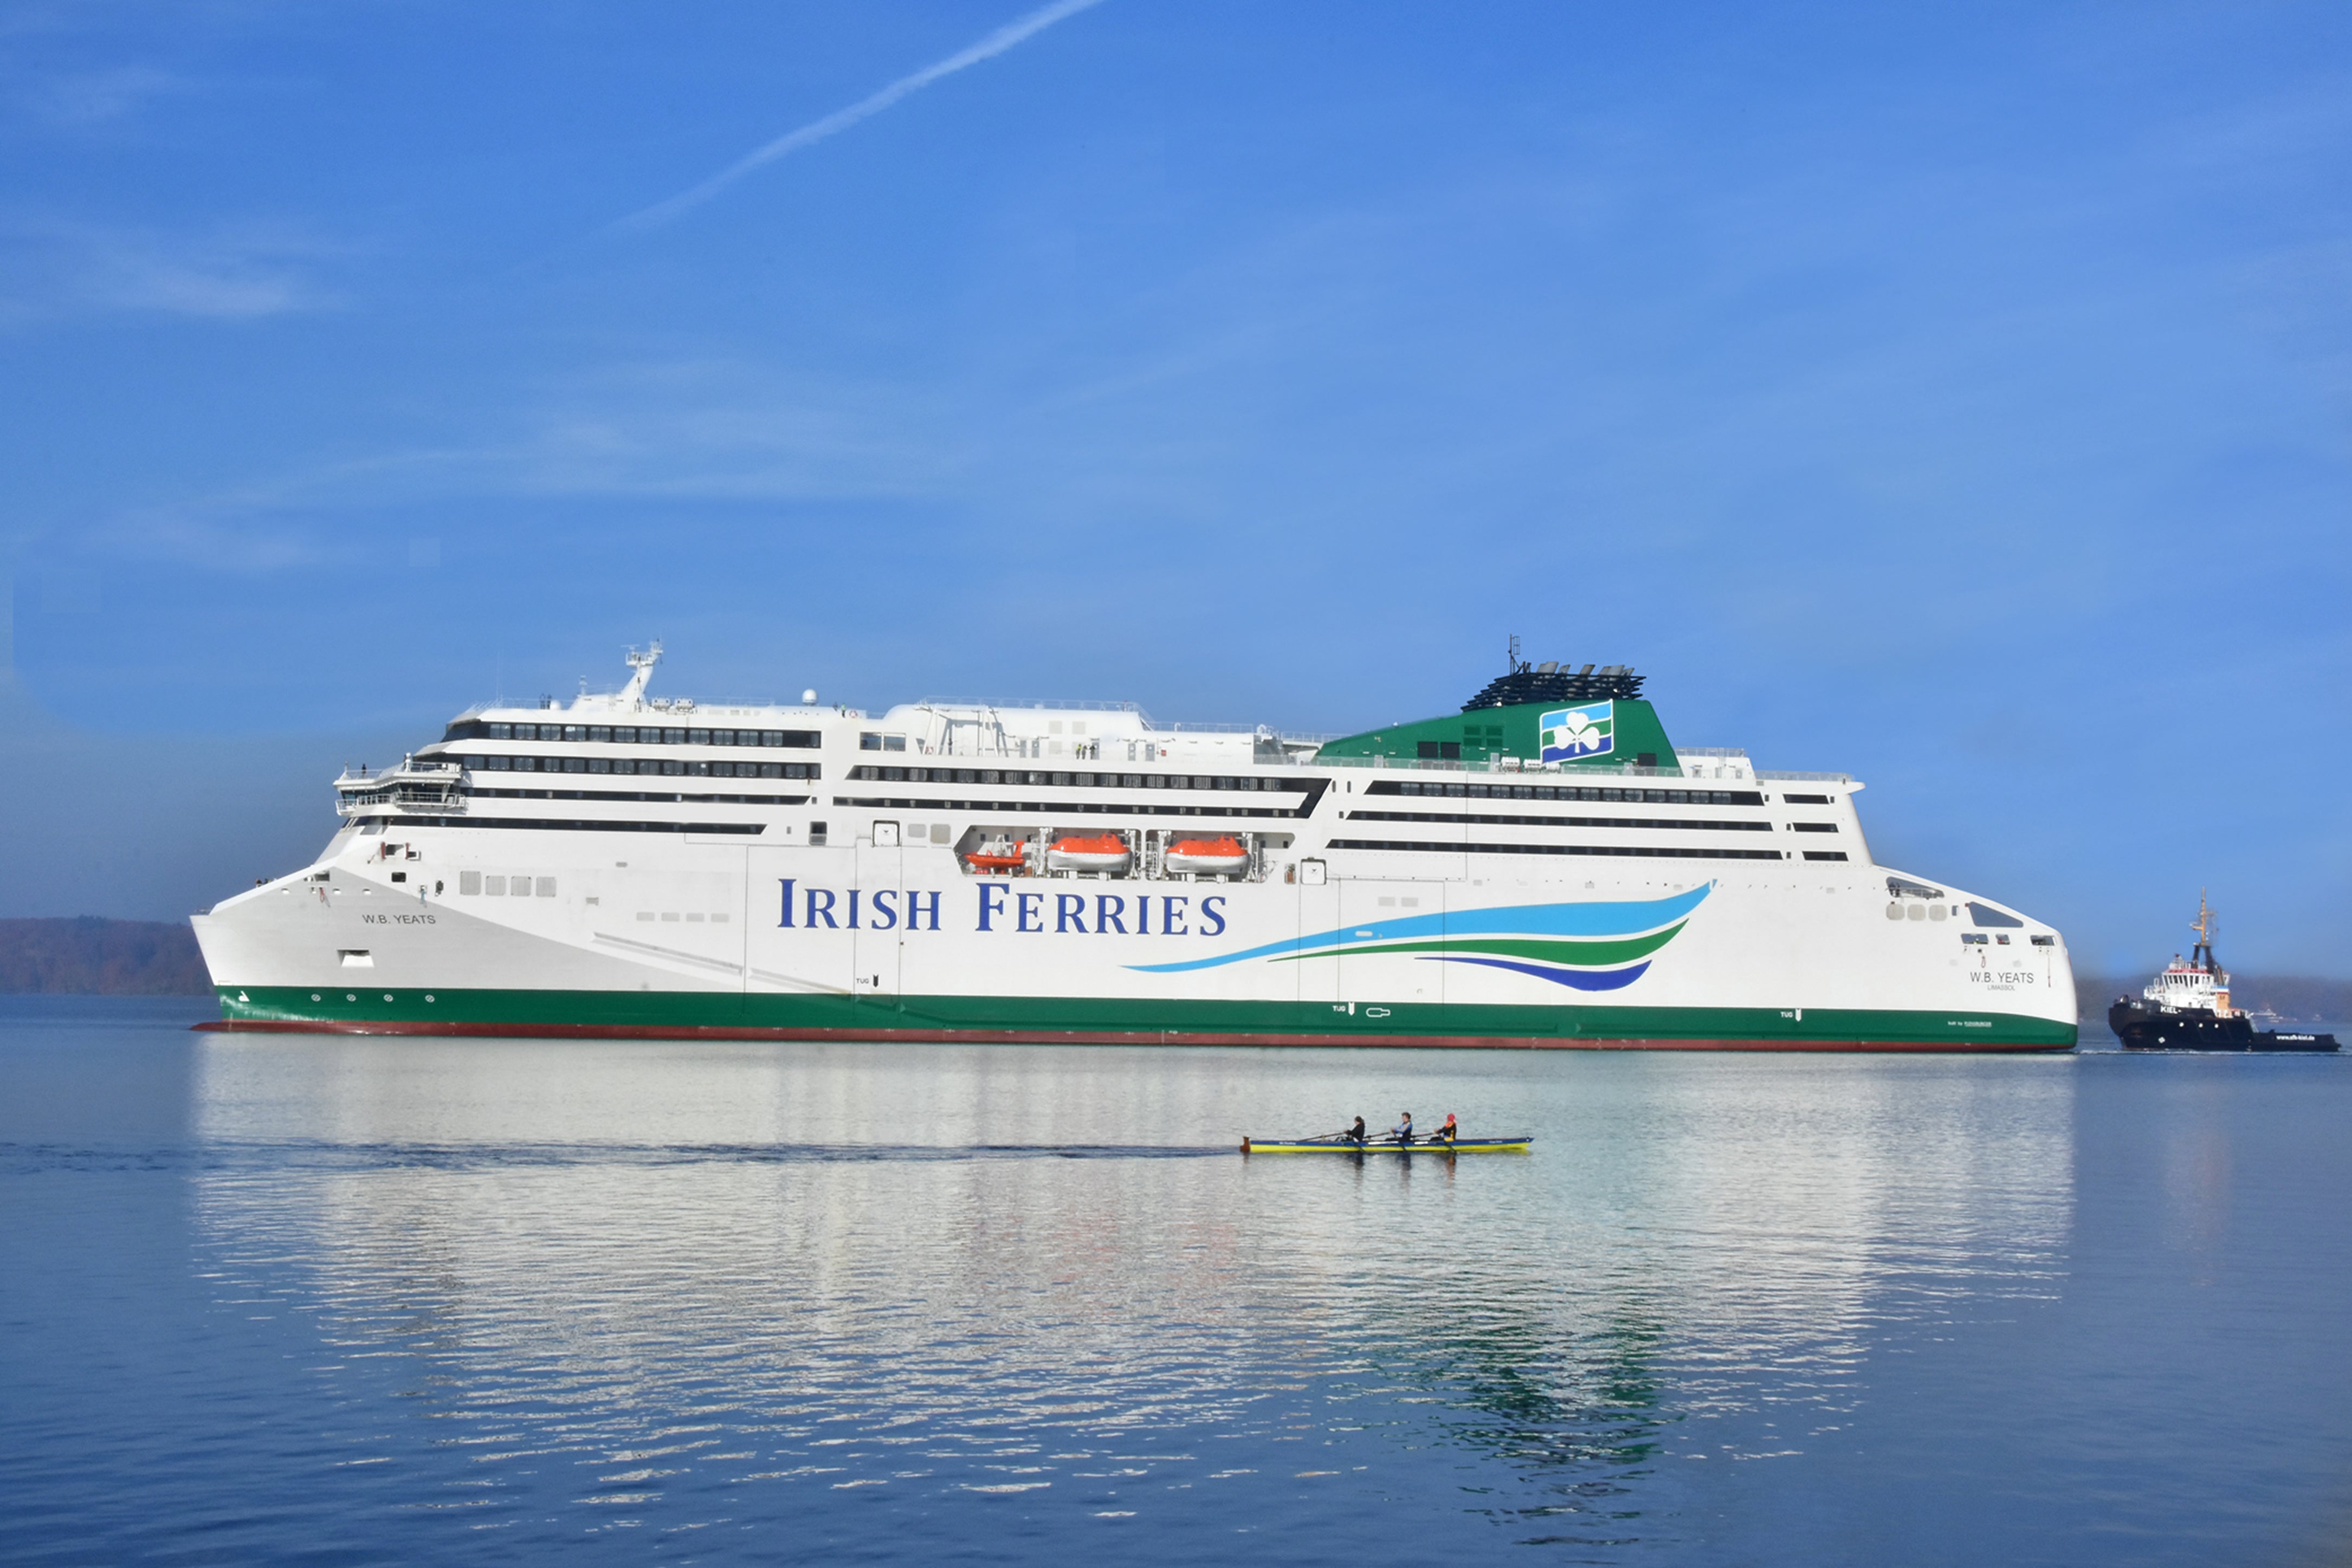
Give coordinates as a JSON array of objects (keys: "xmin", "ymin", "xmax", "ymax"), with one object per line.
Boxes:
[{"xmin": 1, "ymin": 2, "xmax": 2347, "ymax": 978}]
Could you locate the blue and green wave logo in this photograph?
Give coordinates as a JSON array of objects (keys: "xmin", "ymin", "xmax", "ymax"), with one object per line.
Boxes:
[{"xmin": 1127, "ymin": 884, "xmax": 1708, "ymax": 992}]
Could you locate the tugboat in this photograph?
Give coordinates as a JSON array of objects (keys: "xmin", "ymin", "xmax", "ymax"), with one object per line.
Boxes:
[{"xmin": 2108, "ymin": 895, "xmax": 2339, "ymax": 1052}]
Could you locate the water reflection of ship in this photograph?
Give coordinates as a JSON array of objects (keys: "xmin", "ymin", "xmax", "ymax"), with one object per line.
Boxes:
[
  {"xmin": 185, "ymin": 1039, "xmax": 2077, "ymax": 1540},
  {"xmin": 1296, "ymin": 1072, "xmax": 2075, "ymax": 1533},
  {"xmin": 1431, "ymin": 1306, "xmax": 1670, "ymax": 1473},
  {"xmin": 1355, "ymin": 1176, "xmax": 1666, "ymax": 1468}
]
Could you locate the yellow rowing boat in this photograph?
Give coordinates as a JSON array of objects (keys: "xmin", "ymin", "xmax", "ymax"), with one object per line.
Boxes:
[{"xmin": 1240, "ymin": 1135, "xmax": 1531, "ymax": 1155}]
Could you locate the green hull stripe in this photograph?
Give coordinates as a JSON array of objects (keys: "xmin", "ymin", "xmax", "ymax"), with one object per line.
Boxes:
[{"xmin": 213, "ymin": 986, "xmax": 2076, "ymax": 1048}]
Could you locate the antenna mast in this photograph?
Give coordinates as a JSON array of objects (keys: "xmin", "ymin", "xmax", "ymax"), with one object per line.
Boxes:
[{"xmin": 621, "ymin": 640, "xmax": 663, "ymax": 707}]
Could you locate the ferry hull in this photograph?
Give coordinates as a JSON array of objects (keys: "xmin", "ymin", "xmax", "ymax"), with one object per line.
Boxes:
[
  {"xmin": 193, "ymin": 840, "xmax": 2078, "ymax": 1052},
  {"xmin": 197, "ymin": 986, "xmax": 2075, "ymax": 1051}
]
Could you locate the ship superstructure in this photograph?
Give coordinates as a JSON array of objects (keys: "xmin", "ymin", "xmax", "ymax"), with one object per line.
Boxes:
[{"xmin": 190, "ymin": 646, "xmax": 2078, "ymax": 1049}]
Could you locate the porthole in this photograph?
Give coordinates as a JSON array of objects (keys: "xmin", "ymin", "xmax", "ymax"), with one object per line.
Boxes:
[
  {"xmin": 1885, "ymin": 903, "xmax": 1904, "ymax": 921},
  {"xmin": 311, "ymin": 993, "xmax": 321, "ymax": 1002},
  {"xmin": 345, "ymin": 993, "xmax": 357, "ymax": 1001},
  {"xmin": 1907, "ymin": 904, "xmax": 1927, "ymax": 921},
  {"xmin": 383, "ymin": 994, "xmax": 393, "ymax": 1002},
  {"xmin": 1928, "ymin": 905, "xmax": 1947, "ymax": 922},
  {"xmin": 424, "ymin": 994, "xmax": 435, "ymax": 1002}
]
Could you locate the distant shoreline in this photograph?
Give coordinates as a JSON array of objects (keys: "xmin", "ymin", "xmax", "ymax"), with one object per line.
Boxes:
[{"xmin": 0, "ymin": 918, "xmax": 210, "ymax": 995}]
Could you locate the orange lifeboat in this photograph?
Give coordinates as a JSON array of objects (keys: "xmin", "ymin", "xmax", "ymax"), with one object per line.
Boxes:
[
  {"xmin": 962, "ymin": 834, "xmax": 1028, "ymax": 876},
  {"xmin": 1164, "ymin": 835, "xmax": 1250, "ymax": 877},
  {"xmin": 1046, "ymin": 833, "xmax": 1133, "ymax": 874}
]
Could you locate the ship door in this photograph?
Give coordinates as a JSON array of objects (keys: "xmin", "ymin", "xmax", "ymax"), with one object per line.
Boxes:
[
  {"xmin": 1294, "ymin": 865, "xmax": 1341, "ymax": 1022},
  {"xmin": 851, "ymin": 831, "xmax": 902, "ymax": 1005},
  {"xmin": 1335, "ymin": 880, "xmax": 1436, "ymax": 1032}
]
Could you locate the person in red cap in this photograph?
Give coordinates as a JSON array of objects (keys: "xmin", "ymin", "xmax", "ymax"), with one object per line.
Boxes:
[{"xmin": 1436, "ymin": 1112, "xmax": 1459, "ymax": 1146}]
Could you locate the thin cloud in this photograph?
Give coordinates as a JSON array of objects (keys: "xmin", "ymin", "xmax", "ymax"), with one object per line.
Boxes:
[
  {"xmin": 38, "ymin": 359, "xmax": 968, "ymax": 540},
  {"xmin": 0, "ymin": 219, "xmax": 335, "ymax": 324},
  {"xmin": 618, "ymin": 0, "xmax": 1109, "ymax": 231},
  {"xmin": 20, "ymin": 64, "xmax": 182, "ymax": 128}
]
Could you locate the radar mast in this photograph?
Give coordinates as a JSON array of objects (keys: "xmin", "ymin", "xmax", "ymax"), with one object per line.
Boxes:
[
  {"xmin": 621, "ymin": 641, "xmax": 662, "ymax": 707},
  {"xmin": 2191, "ymin": 890, "xmax": 2219, "ymax": 966}
]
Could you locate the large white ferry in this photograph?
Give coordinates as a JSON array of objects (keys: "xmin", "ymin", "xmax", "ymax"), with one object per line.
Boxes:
[{"xmin": 191, "ymin": 646, "xmax": 2077, "ymax": 1050}]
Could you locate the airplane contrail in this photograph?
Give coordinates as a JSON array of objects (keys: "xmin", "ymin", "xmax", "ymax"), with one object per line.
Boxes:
[{"xmin": 619, "ymin": 0, "xmax": 1110, "ymax": 231}]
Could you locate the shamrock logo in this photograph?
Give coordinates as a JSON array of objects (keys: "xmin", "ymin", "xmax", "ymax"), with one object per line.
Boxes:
[{"xmin": 1555, "ymin": 710, "xmax": 1605, "ymax": 753}]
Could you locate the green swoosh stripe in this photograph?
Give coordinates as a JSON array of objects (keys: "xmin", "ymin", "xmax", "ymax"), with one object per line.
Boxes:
[{"xmin": 1272, "ymin": 922, "xmax": 1688, "ymax": 969}]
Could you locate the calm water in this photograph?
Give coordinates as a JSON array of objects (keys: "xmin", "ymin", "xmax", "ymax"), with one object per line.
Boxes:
[{"xmin": 4, "ymin": 1000, "xmax": 2350, "ymax": 1566}]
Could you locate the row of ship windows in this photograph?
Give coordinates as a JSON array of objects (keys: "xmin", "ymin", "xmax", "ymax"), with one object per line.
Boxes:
[
  {"xmin": 457, "ymin": 756, "xmax": 819, "ymax": 779},
  {"xmin": 1346, "ymin": 810, "xmax": 1777, "ymax": 832},
  {"xmin": 1889, "ymin": 902, "xmax": 2047, "ymax": 937},
  {"xmin": 1367, "ymin": 781, "xmax": 1768, "ymax": 806},
  {"xmin": 457, "ymin": 873, "xmax": 555, "ymax": 896},
  {"xmin": 831, "ymin": 796, "xmax": 1307, "ymax": 820},
  {"xmin": 444, "ymin": 721, "xmax": 820, "ymax": 747},
  {"xmin": 448, "ymin": 874, "xmax": 744, "ymax": 918},
  {"xmin": 1326, "ymin": 838, "xmax": 1848, "ymax": 862},
  {"xmin": 371, "ymin": 817, "xmax": 1855, "ymax": 869},
  {"xmin": 461, "ymin": 788, "xmax": 811, "ymax": 805},
  {"xmin": 848, "ymin": 766, "xmax": 1304, "ymax": 793},
  {"xmin": 359, "ymin": 815, "xmax": 766, "ymax": 835}
]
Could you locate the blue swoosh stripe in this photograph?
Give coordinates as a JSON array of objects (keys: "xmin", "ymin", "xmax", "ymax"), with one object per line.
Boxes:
[
  {"xmin": 1126, "ymin": 884, "xmax": 1710, "ymax": 974},
  {"xmin": 1430, "ymin": 956, "xmax": 1652, "ymax": 992}
]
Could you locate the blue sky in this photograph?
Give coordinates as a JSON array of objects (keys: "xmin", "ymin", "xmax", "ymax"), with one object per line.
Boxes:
[{"xmin": 2, "ymin": 1, "xmax": 2347, "ymax": 976}]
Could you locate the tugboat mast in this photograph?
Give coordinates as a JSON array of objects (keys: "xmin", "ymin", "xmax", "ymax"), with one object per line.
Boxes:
[{"xmin": 2190, "ymin": 891, "xmax": 2230, "ymax": 1016}]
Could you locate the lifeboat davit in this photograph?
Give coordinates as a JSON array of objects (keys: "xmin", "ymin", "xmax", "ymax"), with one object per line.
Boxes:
[
  {"xmin": 1164, "ymin": 835, "xmax": 1250, "ymax": 878},
  {"xmin": 1045, "ymin": 833, "xmax": 1133, "ymax": 875}
]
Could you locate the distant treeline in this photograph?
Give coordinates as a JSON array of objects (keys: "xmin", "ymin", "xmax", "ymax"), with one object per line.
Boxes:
[{"xmin": 0, "ymin": 918, "xmax": 211, "ymax": 995}]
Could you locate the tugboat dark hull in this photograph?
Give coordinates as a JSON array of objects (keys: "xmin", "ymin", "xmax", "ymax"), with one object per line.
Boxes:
[{"xmin": 2108, "ymin": 1000, "xmax": 2339, "ymax": 1052}]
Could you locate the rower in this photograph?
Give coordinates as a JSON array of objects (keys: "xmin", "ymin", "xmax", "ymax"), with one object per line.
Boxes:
[
  {"xmin": 1345, "ymin": 1116, "xmax": 1367, "ymax": 1145},
  {"xmin": 1392, "ymin": 1111, "xmax": 1413, "ymax": 1146},
  {"xmin": 1436, "ymin": 1112, "xmax": 1458, "ymax": 1145}
]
